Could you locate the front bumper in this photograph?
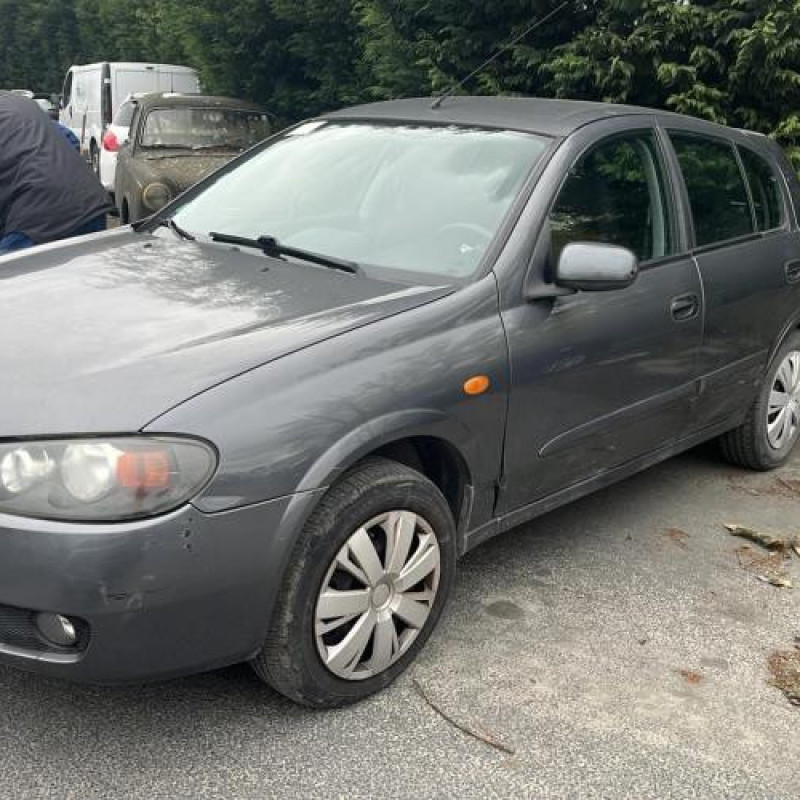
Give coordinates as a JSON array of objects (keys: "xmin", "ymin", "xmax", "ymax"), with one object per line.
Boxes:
[{"xmin": 0, "ymin": 489, "xmax": 323, "ymax": 683}]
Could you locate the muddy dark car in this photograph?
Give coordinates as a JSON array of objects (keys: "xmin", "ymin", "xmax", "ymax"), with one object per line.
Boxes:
[
  {"xmin": 1, "ymin": 98, "xmax": 799, "ymax": 709},
  {"xmin": 114, "ymin": 93, "xmax": 270, "ymax": 222}
]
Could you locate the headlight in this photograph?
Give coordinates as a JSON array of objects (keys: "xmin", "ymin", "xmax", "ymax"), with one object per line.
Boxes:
[
  {"xmin": 0, "ymin": 437, "xmax": 216, "ymax": 522},
  {"xmin": 142, "ymin": 182, "xmax": 173, "ymax": 211}
]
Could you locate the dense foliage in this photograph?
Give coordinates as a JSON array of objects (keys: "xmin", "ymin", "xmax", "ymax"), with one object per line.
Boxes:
[{"xmin": 2, "ymin": 0, "xmax": 800, "ymax": 159}]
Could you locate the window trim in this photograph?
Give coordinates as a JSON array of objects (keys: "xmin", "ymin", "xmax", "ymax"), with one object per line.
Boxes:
[
  {"xmin": 735, "ymin": 142, "xmax": 790, "ymax": 236},
  {"xmin": 543, "ymin": 126, "xmax": 680, "ymax": 270},
  {"xmin": 665, "ymin": 128, "xmax": 786, "ymax": 253}
]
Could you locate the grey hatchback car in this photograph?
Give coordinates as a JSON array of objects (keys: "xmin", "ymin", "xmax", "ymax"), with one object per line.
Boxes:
[{"xmin": 1, "ymin": 98, "xmax": 799, "ymax": 708}]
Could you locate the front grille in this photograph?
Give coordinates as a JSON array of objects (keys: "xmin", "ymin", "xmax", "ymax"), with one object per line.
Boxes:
[{"xmin": 0, "ymin": 604, "xmax": 89, "ymax": 654}]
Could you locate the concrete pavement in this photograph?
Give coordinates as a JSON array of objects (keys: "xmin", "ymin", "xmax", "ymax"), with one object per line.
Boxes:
[{"xmin": 1, "ymin": 445, "xmax": 798, "ymax": 799}]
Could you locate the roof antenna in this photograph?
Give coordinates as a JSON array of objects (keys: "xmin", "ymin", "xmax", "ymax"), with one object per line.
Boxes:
[{"xmin": 431, "ymin": 0, "xmax": 571, "ymax": 110}]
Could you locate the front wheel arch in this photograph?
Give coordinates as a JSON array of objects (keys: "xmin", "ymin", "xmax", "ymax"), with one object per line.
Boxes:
[{"xmin": 293, "ymin": 411, "xmax": 477, "ymax": 534}]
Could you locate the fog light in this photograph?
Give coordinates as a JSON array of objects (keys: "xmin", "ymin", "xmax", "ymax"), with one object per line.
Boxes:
[{"xmin": 35, "ymin": 612, "xmax": 78, "ymax": 647}]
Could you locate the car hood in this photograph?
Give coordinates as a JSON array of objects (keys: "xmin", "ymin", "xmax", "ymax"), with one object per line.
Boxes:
[
  {"xmin": 140, "ymin": 153, "xmax": 236, "ymax": 191},
  {"xmin": 0, "ymin": 229, "xmax": 451, "ymax": 436}
]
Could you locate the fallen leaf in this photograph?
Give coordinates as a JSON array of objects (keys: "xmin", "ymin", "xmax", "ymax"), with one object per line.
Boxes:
[
  {"xmin": 767, "ymin": 647, "xmax": 800, "ymax": 707},
  {"xmin": 677, "ymin": 668, "xmax": 703, "ymax": 685},
  {"xmin": 735, "ymin": 546, "xmax": 793, "ymax": 588},
  {"xmin": 724, "ymin": 524, "xmax": 789, "ymax": 551},
  {"xmin": 756, "ymin": 574, "xmax": 793, "ymax": 589},
  {"xmin": 663, "ymin": 528, "xmax": 690, "ymax": 548}
]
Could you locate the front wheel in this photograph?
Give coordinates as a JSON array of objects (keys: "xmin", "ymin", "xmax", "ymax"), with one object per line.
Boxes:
[
  {"xmin": 251, "ymin": 457, "xmax": 456, "ymax": 708},
  {"xmin": 720, "ymin": 333, "xmax": 800, "ymax": 470}
]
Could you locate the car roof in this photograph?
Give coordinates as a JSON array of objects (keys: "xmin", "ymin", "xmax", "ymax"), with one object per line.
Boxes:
[
  {"xmin": 323, "ymin": 96, "xmax": 734, "ymax": 138},
  {"xmin": 130, "ymin": 92, "xmax": 266, "ymax": 113}
]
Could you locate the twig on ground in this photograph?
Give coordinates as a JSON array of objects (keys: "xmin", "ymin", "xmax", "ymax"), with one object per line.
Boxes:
[{"xmin": 412, "ymin": 679, "xmax": 516, "ymax": 755}]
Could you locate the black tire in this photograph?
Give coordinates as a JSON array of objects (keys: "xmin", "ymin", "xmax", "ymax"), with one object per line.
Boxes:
[
  {"xmin": 251, "ymin": 457, "xmax": 456, "ymax": 708},
  {"xmin": 720, "ymin": 332, "xmax": 800, "ymax": 470}
]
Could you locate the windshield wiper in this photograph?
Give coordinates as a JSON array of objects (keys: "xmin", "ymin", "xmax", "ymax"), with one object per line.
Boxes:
[
  {"xmin": 209, "ymin": 232, "xmax": 361, "ymax": 275},
  {"xmin": 154, "ymin": 217, "xmax": 196, "ymax": 241}
]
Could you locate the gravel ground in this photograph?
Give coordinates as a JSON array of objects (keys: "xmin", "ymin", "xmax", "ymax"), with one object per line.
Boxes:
[{"xmin": 1, "ymin": 444, "xmax": 798, "ymax": 799}]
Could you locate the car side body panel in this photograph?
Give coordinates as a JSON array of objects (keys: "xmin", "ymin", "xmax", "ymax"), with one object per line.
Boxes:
[{"xmin": 147, "ymin": 275, "xmax": 509, "ymax": 542}]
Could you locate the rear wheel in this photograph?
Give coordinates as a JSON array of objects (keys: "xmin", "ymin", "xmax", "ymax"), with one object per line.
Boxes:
[
  {"xmin": 720, "ymin": 333, "xmax": 800, "ymax": 470},
  {"xmin": 251, "ymin": 457, "xmax": 456, "ymax": 708}
]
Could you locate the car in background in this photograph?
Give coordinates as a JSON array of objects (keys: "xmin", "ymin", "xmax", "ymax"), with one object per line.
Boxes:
[
  {"xmin": 114, "ymin": 93, "xmax": 270, "ymax": 223},
  {"xmin": 99, "ymin": 95, "xmax": 137, "ymax": 197},
  {"xmin": 34, "ymin": 96, "xmax": 59, "ymax": 120},
  {"xmin": 59, "ymin": 62, "xmax": 201, "ymax": 175}
]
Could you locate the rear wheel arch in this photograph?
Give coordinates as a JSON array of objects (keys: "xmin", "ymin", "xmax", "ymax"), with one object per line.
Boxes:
[{"xmin": 766, "ymin": 311, "xmax": 800, "ymax": 367}]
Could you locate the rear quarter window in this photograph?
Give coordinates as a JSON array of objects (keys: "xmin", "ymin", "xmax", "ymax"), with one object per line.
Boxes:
[
  {"xmin": 114, "ymin": 101, "xmax": 135, "ymax": 127},
  {"xmin": 738, "ymin": 146, "xmax": 785, "ymax": 231},
  {"xmin": 669, "ymin": 132, "xmax": 754, "ymax": 247}
]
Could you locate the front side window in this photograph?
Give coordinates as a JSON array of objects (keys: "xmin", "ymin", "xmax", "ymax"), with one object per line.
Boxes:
[
  {"xmin": 171, "ymin": 122, "xmax": 550, "ymax": 280},
  {"xmin": 739, "ymin": 146, "xmax": 785, "ymax": 232},
  {"xmin": 549, "ymin": 131, "xmax": 674, "ymax": 263},
  {"xmin": 670, "ymin": 133, "xmax": 754, "ymax": 246},
  {"xmin": 140, "ymin": 107, "xmax": 271, "ymax": 151}
]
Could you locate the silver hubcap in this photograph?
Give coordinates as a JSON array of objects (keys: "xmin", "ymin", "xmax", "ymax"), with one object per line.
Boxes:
[
  {"xmin": 315, "ymin": 510, "xmax": 441, "ymax": 681},
  {"xmin": 767, "ymin": 351, "xmax": 800, "ymax": 450}
]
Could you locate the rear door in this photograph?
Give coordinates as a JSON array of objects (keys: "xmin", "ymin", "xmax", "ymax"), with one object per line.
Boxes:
[
  {"xmin": 667, "ymin": 129, "xmax": 800, "ymax": 432},
  {"xmin": 158, "ymin": 68, "xmax": 200, "ymax": 94},
  {"xmin": 499, "ymin": 119, "xmax": 703, "ymax": 511},
  {"xmin": 113, "ymin": 66, "xmax": 160, "ymax": 115}
]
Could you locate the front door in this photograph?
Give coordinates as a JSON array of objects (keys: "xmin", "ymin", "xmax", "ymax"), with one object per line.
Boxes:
[{"xmin": 500, "ymin": 125, "xmax": 703, "ymax": 512}]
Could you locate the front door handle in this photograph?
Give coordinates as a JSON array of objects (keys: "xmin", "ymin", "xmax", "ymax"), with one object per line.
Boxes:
[
  {"xmin": 785, "ymin": 260, "xmax": 800, "ymax": 284},
  {"xmin": 670, "ymin": 293, "xmax": 700, "ymax": 322}
]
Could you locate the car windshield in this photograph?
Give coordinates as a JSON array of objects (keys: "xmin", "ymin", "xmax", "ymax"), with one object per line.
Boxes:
[
  {"xmin": 170, "ymin": 121, "xmax": 550, "ymax": 280},
  {"xmin": 140, "ymin": 107, "xmax": 271, "ymax": 150}
]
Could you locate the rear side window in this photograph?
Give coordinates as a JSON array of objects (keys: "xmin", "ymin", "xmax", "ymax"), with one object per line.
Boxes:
[
  {"xmin": 670, "ymin": 133, "xmax": 754, "ymax": 246},
  {"xmin": 549, "ymin": 131, "xmax": 674, "ymax": 263},
  {"xmin": 738, "ymin": 147, "xmax": 785, "ymax": 231}
]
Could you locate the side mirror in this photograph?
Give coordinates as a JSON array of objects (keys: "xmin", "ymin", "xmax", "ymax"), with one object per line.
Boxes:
[{"xmin": 556, "ymin": 242, "xmax": 638, "ymax": 292}]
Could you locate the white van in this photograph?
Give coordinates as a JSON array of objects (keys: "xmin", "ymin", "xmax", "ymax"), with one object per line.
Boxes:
[{"xmin": 59, "ymin": 62, "xmax": 201, "ymax": 176}]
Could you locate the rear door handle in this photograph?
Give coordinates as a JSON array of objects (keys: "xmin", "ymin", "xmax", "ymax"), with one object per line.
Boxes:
[
  {"xmin": 670, "ymin": 293, "xmax": 700, "ymax": 322},
  {"xmin": 785, "ymin": 260, "xmax": 800, "ymax": 284}
]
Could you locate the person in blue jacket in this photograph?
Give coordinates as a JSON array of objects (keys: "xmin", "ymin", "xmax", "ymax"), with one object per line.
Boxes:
[{"xmin": 0, "ymin": 92, "xmax": 111, "ymax": 255}]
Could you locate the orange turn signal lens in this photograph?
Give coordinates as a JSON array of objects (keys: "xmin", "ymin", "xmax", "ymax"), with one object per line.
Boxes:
[
  {"xmin": 463, "ymin": 375, "xmax": 491, "ymax": 396},
  {"xmin": 117, "ymin": 450, "xmax": 171, "ymax": 490}
]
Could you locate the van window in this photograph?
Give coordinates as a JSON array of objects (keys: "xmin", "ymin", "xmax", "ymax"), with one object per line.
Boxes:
[
  {"xmin": 62, "ymin": 71, "xmax": 73, "ymax": 106},
  {"xmin": 74, "ymin": 73, "xmax": 87, "ymax": 109},
  {"xmin": 738, "ymin": 147, "xmax": 785, "ymax": 232},
  {"xmin": 549, "ymin": 131, "xmax": 674, "ymax": 263},
  {"xmin": 670, "ymin": 133, "xmax": 754, "ymax": 246}
]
